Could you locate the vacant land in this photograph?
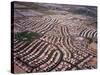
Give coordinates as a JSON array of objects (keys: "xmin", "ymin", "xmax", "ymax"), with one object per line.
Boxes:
[{"xmin": 12, "ymin": 1, "xmax": 97, "ymax": 73}]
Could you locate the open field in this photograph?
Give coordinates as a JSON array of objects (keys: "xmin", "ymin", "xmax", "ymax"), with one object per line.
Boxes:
[{"xmin": 12, "ymin": 1, "xmax": 97, "ymax": 73}]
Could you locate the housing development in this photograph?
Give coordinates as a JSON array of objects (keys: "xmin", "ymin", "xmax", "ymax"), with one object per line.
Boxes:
[{"xmin": 12, "ymin": 1, "xmax": 97, "ymax": 73}]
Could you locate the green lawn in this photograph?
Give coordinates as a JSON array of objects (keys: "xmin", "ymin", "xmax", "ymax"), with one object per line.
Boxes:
[{"xmin": 15, "ymin": 31, "xmax": 41, "ymax": 42}]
